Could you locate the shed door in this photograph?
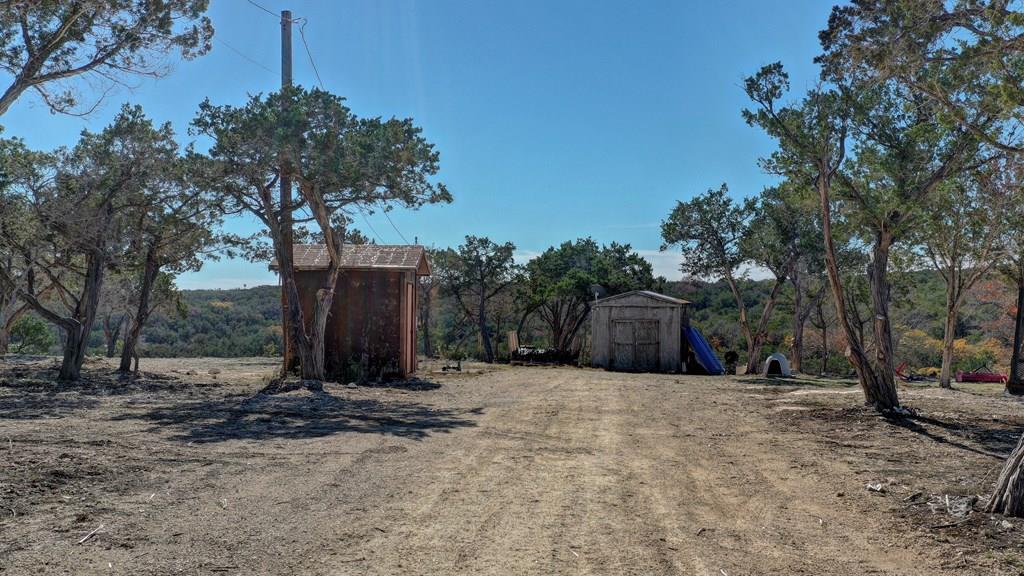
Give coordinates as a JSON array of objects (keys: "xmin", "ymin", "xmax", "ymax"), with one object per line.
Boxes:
[
  {"xmin": 612, "ymin": 320, "xmax": 635, "ymax": 370},
  {"xmin": 611, "ymin": 320, "xmax": 660, "ymax": 372},
  {"xmin": 634, "ymin": 320, "xmax": 660, "ymax": 372}
]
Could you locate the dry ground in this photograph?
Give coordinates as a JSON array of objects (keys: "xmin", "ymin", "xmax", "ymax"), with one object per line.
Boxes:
[{"xmin": 2, "ymin": 356, "xmax": 1024, "ymax": 575}]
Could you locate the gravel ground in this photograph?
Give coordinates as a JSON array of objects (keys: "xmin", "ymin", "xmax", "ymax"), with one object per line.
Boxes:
[{"xmin": 1, "ymin": 356, "xmax": 1023, "ymax": 575}]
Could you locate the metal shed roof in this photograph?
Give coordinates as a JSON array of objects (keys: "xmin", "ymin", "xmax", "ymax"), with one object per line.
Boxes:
[
  {"xmin": 593, "ymin": 290, "xmax": 691, "ymax": 307},
  {"xmin": 269, "ymin": 244, "xmax": 431, "ymax": 275}
]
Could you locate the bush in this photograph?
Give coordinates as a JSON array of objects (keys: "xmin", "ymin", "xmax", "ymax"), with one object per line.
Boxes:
[{"xmin": 9, "ymin": 316, "xmax": 56, "ymax": 354}]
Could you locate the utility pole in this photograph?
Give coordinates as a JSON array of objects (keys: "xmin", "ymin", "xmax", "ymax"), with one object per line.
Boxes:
[{"xmin": 280, "ymin": 9, "xmax": 295, "ymax": 372}]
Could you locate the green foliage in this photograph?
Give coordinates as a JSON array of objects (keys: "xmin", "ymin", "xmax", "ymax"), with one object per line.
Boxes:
[
  {"xmin": 192, "ymin": 86, "xmax": 450, "ymax": 264},
  {"xmin": 522, "ymin": 238, "xmax": 656, "ymax": 353},
  {"xmin": 661, "ymin": 183, "xmax": 754, "ymax": 279},
  {"xmin": 817, "ymin": 1, "xmax": 1024, "ymax": 152},
  {"xmin": 0, "ymin": 1, "xmax": 213, "ymax": 115},
  {"xmin": 9, "ymin": 315, "xmax": 55, "ymax": 354}
]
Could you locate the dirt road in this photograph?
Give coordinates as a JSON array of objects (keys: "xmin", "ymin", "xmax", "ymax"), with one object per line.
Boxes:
[{"xmin": 2, "ymin": 359, "xmax": 1023, "ymax": 574}]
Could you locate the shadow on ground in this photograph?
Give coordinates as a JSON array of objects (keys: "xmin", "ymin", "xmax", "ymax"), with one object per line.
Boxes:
[
  {"xmin": 0, "ymin": 363, "xmax": 204, "ymax": 419},
  {"xmin": 741, "ymin": 376, "xmax": 854, "ymax": 389},
  {"xmin": 885, "ymin": 412, "xmax": 1020, "ymax": 460},
  {"xmin": 0, "ymin": 394, "xmax": 101, "ymax": 419},
  {"xmin": 115, "ymin": 390, "xmax": 479, "ymax": 443}
]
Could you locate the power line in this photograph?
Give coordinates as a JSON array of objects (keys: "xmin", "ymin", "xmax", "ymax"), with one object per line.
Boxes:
[
  {"xmin": 296, "ymin": 20, "xmax": 326, "ymax": 90},
  {"xmin": 379, "ymin": 202, "xmax": 410, "ymax": 244},
  {"xmin": 216, "ymin": 38, "xmax": 275, "ymax": 74},
  {"xmin": 356, "ymin": 205, "xmax": 385, "ymax": 244},
  {"xmin": 269, "ymin": 11, "xmax": 411, "ymax": 246},
  {"xmin": 245, "ymin": 0, "xmax": 279, "ymax": 19}
]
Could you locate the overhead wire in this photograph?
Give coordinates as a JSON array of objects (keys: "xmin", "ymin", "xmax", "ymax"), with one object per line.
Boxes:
[
  {"xmin": 293, "ymin": 14, "xmax": 412, "ymax": 245},
  {"xmin": 244, "ymin": 0, "xmax": 279, "ymax": 19},
  {"xmin": 244, "ymin": 2, "xmax": 411, "ymax": 245},
  {"xmin": 215, "ymin": 38, "xmax": 275, "ymax": 74}
]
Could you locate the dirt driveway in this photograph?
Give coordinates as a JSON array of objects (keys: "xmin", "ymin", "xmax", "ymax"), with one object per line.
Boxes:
[{"xmin": 2, "ymin": 358, "xmax": 1023, "ymax": 575}]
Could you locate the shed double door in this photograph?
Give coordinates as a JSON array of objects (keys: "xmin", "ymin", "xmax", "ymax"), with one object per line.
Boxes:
[{"xmin": 611, "ymin": 319, "xmax": 660, "ymax": 372}]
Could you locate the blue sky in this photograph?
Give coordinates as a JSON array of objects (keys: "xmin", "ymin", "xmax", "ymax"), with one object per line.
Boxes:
[{"xmin": 0, "ymin": 0, "xmax": 833, "ymax": 289}]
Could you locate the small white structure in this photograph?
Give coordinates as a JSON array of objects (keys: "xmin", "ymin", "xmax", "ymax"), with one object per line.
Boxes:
[{"xmin": 762, "ymin": 352, "xmax": 792, "ymax": 377}]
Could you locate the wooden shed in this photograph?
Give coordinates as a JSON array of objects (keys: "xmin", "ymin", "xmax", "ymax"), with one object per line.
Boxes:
[
  {"xmin": 271, "ymin": 244, "xmax": 430, "ymax": 380},
  {"xmin": 590, "ymin": 290, "xmax": 691, "ymax": 373}
]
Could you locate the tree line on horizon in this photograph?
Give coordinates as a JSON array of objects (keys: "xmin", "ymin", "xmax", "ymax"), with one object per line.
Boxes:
[{"xmin": 4, "ymin": 1, "xmax": 1024, "ymax": 516}]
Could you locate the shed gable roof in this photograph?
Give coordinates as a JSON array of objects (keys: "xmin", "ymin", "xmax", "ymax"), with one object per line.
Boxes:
[
  {"xmin": 593, "ymin": 290, "xmax": 690, "ymax": 307},
  {"xmin": 270, "ymin": 244, "xmax": 431, "ymax": 275}
]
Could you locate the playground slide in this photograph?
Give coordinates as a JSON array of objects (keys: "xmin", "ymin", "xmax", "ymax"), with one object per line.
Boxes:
[{"xmin": 684, "ymin": 326, "xmax": 725, "ymax": 375}]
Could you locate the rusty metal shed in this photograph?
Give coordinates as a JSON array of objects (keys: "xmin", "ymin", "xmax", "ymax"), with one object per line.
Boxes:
[
  {"xmin": 590, "ymin": 290, "xmax": 691, "ymax": 373},
  {"xmin": 271, "ymin": 244, "xmax": 430, "ymax": 380}
]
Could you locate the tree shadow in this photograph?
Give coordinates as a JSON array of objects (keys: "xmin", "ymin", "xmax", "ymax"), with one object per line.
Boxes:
[
  {"xmin": 884, "ymin": 412, "xmax": 1021, "ymax": 460},
  {"xmin": 0, "ymin": 394, "xmax": 100, "ymax": 419},
  {"xmin": 0, "ymin": 365, "xmax": 202, "ymax": 419},
  {"xmin": 360, "ymin": 377, "xmax": 442, "ymax": 391},
  {"xmin": 113, "ymin": 390, "xmax": 478, "ymax": 443},
  {"xmin": 0, "ymin": 364, "xmax": 199, "ymax": 397},
  {"xmin": 741, "ymin": 376, "xmax": 850, "ymax": 389}
]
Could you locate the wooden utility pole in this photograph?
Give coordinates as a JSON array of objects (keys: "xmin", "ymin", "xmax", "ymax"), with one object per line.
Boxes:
[{"xmin": 280, "ymin": 9, "xmax": 295, "ymax": 372}]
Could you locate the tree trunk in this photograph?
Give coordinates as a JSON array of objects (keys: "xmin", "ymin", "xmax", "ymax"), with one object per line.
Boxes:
[
  {"xmin": 939, "ymin": 284, "xmax": 960, "ymax": 389},
  {"xmin": 724, "ymin": 273, "xmax": 755, "ymax": 374},
  {"xmin": 866, "ymin": 235, "xmax": 900, "ymax": 407},
  {"xmin": 1008, "ymin": 284, "xmax": 1024, "ymax": 395},
  {"xmin": 820, "ymin": 320, "xmax": 828, "ymax": 376},
  {"xmin": 103, "ymin": 313, "xmax": 124, "ymax": 358},
  {"xmin": 817, "ymin": 170, "xmax": 899, "ymax": 410},
  {"xmin": 0, "ymin": 300, "xmax": 26, "ymax": 357},
  {"xmin": 119, "ymin": 251, "xmax": 160, "ymax": 373},
  {"xmin": 478, "ymin": 290, "xmax": 494, "ymax": 363},
  {"xmin": 987, "ymin": 432, "xmax": 1024, "ymax": 517},
  {"xmin": 792, "ymin": 272, "xmax": 804, "ymax": 374},
  {"xmin": 745, "ymin": 276, "xmax": 787, "ymax": 375},
  {"xmin": 278, "ymin": 242, "xmax": 317, "ymax": 380},
  {"xmin": 59, "ymin": 251, "xmax": 106, "ymax": 382},
  {"xmin": 309, "ymin": 262, "xmax": 340, "ymax": 381}
]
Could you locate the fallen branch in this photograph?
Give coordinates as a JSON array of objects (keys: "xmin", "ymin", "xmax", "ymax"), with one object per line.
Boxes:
[{"xmin": 77, "ymin": 524, "xmax": 104, "ymax": 544}]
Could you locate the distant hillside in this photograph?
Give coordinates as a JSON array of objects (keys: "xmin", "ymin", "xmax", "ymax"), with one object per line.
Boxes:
[
  {"xmin": 69, "ymin": 270, "xmax": 1014, "ymax": 372},
  {"xmin": 101, "ymin": 285, "xmax": 283, "ymax": 358}
]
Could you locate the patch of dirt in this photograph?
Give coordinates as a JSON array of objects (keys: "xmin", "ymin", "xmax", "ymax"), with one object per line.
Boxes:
[{"xmin": 1, "ymin": 356, "xmax": 1023, "ymax": 574}]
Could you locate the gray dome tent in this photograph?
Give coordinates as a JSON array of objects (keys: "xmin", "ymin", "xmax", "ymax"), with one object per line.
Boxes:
[{"xmin": 762, "ymin": 353, "xmax": 791, "ymax": 377}]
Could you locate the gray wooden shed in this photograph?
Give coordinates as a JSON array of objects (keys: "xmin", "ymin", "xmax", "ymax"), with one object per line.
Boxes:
[{"xmin": 590, "ymin": 290, "xmax": 691, "ymax": 373}]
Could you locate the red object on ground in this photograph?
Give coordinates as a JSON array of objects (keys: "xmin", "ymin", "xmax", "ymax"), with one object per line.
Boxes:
[
  {"xmin": 956, "ymin": 369, "xmax": 1008, "ymax": 383},
  {"xmin": 895, "ymin": 362, "xmax": 910, "ymax": 381}
]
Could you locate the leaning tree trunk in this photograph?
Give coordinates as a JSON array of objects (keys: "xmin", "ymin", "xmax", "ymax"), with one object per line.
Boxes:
[
  {"xmin": 119, "ymin": 250, "xmax": 160, "ymax": 373},
  {"xmin": 745, "ymin": 275, "xmax": 787, "ymax": 375},
  {"xmin": 987, "ymin": 432, "xmax": 1024, "ymax": 517},
  {"xmin": 817, "ymin": 172, "xmax": 899, "ymax": 410},
  {"xmin": 1008, "ymin": 285, "xmax": 1024, "ymax": 395},
  {"xmin": 478, "ymin": 291, "xmax": 494, "ymax": 363},
  {"xmin": 724, "ymin": 273, "xmax": 755, "ymax": 374}
]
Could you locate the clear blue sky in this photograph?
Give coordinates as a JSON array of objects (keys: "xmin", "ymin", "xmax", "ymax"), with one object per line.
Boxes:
[{"xmin": 0, "ymin": 0, "xmax": 833, "ymax": 289}]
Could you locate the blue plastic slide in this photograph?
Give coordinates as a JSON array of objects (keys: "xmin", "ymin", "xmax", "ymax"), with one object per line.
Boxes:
[{"xmin": 684, "ymin": 326, "xmax": 725, "ymax": 375}]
